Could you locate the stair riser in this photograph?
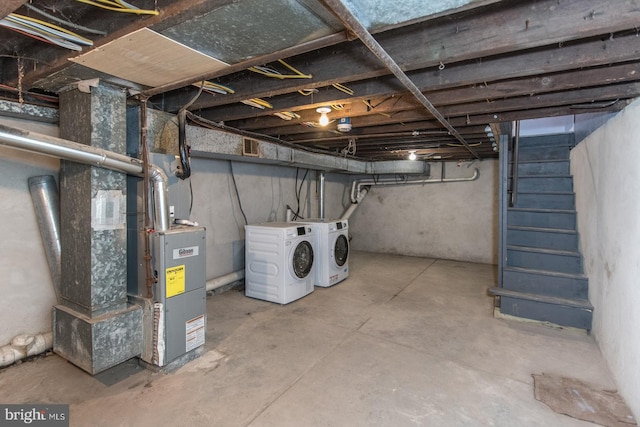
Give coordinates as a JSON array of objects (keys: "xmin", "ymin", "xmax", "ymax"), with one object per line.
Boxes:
[
  {"xmin": 508, "ymin": 211, "xmax": 576, "ymax": 229},
  {"xmin": 516, "ymin": 161, "xmax": 570, "ymax": 176},
  {"xmin": 518, "ymin": 146, "xmax": 570, "ymax": 161},
  {"xmin": 507, "ymin": 248, "xmax": 582, "ymax": 274},
  {"xmin": 503, "ymin": 270, "xmax": 588, "ymax": 299},
  {"xmin": 499, "ymin": 296, "xmax": 592, "ymax": 330},
  {"xmin": 518, "ymin": 135, "xmax": 575, "ymax": 148},
  {"xmin": 516, "ymin": 177, "xmax": 573, "ymax": 192},
  {"xmin": 513, "ymin": 193, "xmax": 575, "ymax": 210},
  {"xmin": 507, "ymin": 229, "xmax": 577, "ymax": 251}
]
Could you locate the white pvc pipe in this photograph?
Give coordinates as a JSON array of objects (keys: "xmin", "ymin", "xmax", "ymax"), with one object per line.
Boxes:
[
  {"xmin": 341, "ymin": 187, "xmax": 369, "ymax": 220},
  {"xmin": 206, "ymin": 270, "xmax": 245, "ymax": 292},
  {"xmin": 350, "ymin": 168, "xmax": 479, "ymax": 203},
  {"xmin": 0, "ymin": 124, "xmax": 170, "ymax": 231},
  {"xmin": 0, "ymin": 332, "xmax": 53, "ymax": 368}
]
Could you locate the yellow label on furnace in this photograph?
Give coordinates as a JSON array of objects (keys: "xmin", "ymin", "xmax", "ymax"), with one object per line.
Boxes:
[{"xmin": 166, "ymin": 265, "xmax": 185, "ymax": 298}]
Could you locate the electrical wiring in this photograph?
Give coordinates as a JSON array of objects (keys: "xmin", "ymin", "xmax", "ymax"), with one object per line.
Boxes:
[
  {"xmin": 0, "ymin": 16, "xmax": 88, "ymax": 50},
  {"xmin": 446, "ymin": 142, "xmax": 482, "ymax": 147},
  {"xmin": 175, "ymin": 83, "xmax": 205, "ymax": 180},
  {"xmin": 332, "ymin": 83, "xmax": 354, "ymax": 95},
  {"xmin": 74, "ymin": 0, "xmax": 159, "ymax": 15},
  {"xmin": 248, "ymin": 59, "xmax": 312, "ymax": 80},
  {"xmin": 229, "ymin": 161, "xmax": 248, "ymax": 225},
  {"xmin": 273, "ymin": 111, "xmax": 300, "ymax": 121},
  {"xmin": 241, "ymin": 98, "xmax": 273, "ymax": 109},
  {"xmin": 193, "ymin": 81, "xmax": 235, "ymax": 95},
  {"xmin": 23, "ymin": 3, "xmax": 107, "ymax": 36},
  {"xmin": 7, "ymin": 13, "xmax": 93, "ymax": 46},
  {"xmin": 291, "ymin": 168, "xmax": 309, "ymax": 221},
  {"xmin": 298, "ymin": 88, "xmax": 318, "ymax": 96}
]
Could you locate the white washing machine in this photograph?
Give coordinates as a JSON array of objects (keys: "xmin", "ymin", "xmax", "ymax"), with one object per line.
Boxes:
[
  {"xmin": 245, "ymin": 222, "xmax": 315, "ymax": 304},
  {"xmin": 297, "ymin": 219, "xmax": 349, "ymax": 287}
]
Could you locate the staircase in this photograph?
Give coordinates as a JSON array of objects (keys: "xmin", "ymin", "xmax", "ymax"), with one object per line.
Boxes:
[{"xmin": 490, "ymin": 134, "xmax": 593, "ymax": 330}]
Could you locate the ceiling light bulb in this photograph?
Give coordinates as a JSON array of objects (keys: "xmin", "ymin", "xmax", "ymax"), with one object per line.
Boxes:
[
  {"xmin": 408, "ymin": 151, "xmax": 417, "ymax": 161},
  {"xmin": 316, "ymin": 106, "xmax": 331, "ymax": 127}
]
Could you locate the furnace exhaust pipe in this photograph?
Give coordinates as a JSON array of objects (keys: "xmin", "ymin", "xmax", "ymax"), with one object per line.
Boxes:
[{"xmin": 0, "ymin": 124, "xmax": 170, "ymax": 231}]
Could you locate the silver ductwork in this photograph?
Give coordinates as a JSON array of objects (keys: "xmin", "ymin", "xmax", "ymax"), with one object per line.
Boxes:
[
  {"xmin": 28, "ymin": 175, "xmax": 62, "ymax": 303},
  {"xmin": 0, "ymin": 124, "xmax": 170, "ymax": 231}
]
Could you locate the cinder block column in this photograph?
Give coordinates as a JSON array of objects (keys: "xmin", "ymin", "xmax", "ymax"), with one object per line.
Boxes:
[{"xmin": 53, "ymin": 81, "xmax": 141, "ymax": 374}]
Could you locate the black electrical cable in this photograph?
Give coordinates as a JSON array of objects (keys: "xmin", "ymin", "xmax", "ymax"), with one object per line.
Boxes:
[
  {"xmin": 189, "ymin": 178, "xmax": 194, "ymax": 216},
  {"xmin": 176, "ymin": 110, "xmax": 191, "ymax": 179},
  {"xmin": 176, "ymin": 83, "xmax": 205, "ymax": 180},
  {"xmin": 293, "ymin": 168, "xmax": 309, "ymax": 220},
  {"xmin": 229, "ymin": 161, "xmax": 248, "ymax": 225}
]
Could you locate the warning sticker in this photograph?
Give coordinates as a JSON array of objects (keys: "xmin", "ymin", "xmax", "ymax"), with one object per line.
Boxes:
[
  {"xmin": 166, "ymin": 265, "xmax": 185, "ymax": 298},
  {"xmin": 186, "ymin": 315, "xmax": 205, "ymax": 352}
]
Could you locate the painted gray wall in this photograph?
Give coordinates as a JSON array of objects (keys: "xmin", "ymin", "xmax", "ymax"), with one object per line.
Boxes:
[
  {"xmin": 0, "ymin": 114, "xmax": 496, "ymax": 348},
  {"xmin": 188, "ymin": 157, "xmax": 350, "ymax": 279},
  {"xmin": 571, "ymin": 99, "xmax": 640, "ymax": 419},
  {"xmin": 348, "ymin": 159, "xmax": 499, "ymax": 264},
  {"xmin": 0, "ymin": 117, "xmax": 59, "ymax": 345}
]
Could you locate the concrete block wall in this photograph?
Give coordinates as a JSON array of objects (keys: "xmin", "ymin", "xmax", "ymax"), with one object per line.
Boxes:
[
  {"xmin": 348, "ymin": 159, "xmax": 499, "ymax": 264},
  {"xmin": 571, "ymin": 98, "xmax": 640, "ymax": 419}
]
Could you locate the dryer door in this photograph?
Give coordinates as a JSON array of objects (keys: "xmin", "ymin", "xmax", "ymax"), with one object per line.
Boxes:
[
  {"xmin": 334, "ymin": 234, "xmax": 349, "ymax": 267},
  {"xmin": 292, "ymin": 240, "xmax": 314, "ymax": 278}
]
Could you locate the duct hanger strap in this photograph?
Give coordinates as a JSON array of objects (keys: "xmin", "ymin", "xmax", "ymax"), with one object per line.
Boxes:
[{"xmin": 321, "ymin": 0, "xmax": 480, "ymax": 160}]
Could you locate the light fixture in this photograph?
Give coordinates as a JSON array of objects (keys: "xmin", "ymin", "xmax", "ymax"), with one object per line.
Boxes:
[
  {"xmin": 316, "ymin": 106, "xmax": 331, "ymax": 126},
  {"xmin": 408, "ymin": 150, "xmax": 417, "ymax": 161}
]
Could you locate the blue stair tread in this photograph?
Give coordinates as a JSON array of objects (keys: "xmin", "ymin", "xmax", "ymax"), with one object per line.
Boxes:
[
  {"xmin": 517, "ymin": 175, "xmax": 572, "ymax": 178},
  {"xmin": 508, "ymin": 225, "xmax": 576, "ymax": 234},
  {"xmin": 507, "ymin": 245, "xmax": 579, "ymax": 257},
  {"xmin": 508, "ymin": 207, "xmax": 576, "ymax": 214},
  {"xmin": 517, "ymin": 191, "xmax": 574, "ymax": 195},
  {"xmin": 488, "ymin": 287, "xmax": 593, "ymax": 310},
  {"xmin": 504, "ymin": 266, "xmax": 587, "ymax": 280},
  {"xmin": 512, "ymin": 159, "xmax": 570, "ymax": 164}
]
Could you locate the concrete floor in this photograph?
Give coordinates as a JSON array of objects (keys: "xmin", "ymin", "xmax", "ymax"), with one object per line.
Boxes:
[{"xmin": 0, "ymin": 251, "xmax": 615, "ymax": 426}]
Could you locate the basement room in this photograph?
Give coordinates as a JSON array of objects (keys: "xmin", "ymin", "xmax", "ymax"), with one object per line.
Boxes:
[{"xmin": 1, "ymin": 0, "xmax": 639, "ymax": 425}]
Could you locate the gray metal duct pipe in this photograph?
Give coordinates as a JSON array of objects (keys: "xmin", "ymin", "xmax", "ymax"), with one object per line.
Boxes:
[
  {"xmin": 350, "ymin": 169, "xmax": 480, "ymax": 203},
  {"xmin": 0, "ymin": 124, "xmax": 170, "ymax": 231},
  {"xmin": 318, "ymin": 171, "xmax": 326, "ymax": 220},
  {"xmin": 28, "ymin": 176, "xmax": 61, "ymax": 303}
]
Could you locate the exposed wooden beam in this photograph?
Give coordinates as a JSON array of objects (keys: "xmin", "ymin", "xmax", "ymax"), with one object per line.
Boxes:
[
  {"xmin": 196, "ymin": 32, "xmax": 640, "ymax": 122},
  {"xmin": 169, "ymin": 0, "xmax": 640, "ymax": 112}
]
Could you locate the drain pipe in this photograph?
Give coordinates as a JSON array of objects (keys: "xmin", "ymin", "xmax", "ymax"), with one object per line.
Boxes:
[
  {"xmin": 206, "ymin": 270, "xmax": 245, "ymax": 292},
  {"xmin": 341, "ymin": 187, "xmax": 369, "ymax": 220},
  {"xmin": 0, "ymin": 124, "xmax": 170, "ymax": 232},
  {"xmin": 0, "ymin": 332, "xmax": 53, "ymax": 368},
  {"xmin": 350, "ymin": 169, "xmax": 479, "ymax": 203},
  {"xmin": 318, "ymin": 171, "xmax": 326, "ymax": 220},
  {"xmin": 28, "ymin": 176, "xmax": 61, "ymax": 304}
]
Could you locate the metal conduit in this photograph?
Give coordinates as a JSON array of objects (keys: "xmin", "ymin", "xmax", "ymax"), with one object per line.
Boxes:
[
  {"xmin": 318, "ymin": 171, "xmax": 326, "ymax": 220},
  {"xmin": 350, "ymin": 169, "xmax": 479, "ymax": 203},
  {"xmin": 0, "ymin": 124, "xmax": 170, "ymax": 231},
  {"xmin": 321, "ymin": 0, "xmax": 480, "ymax": 159}
]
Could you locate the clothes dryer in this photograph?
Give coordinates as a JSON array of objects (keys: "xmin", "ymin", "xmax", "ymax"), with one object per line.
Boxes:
[
  {"xmin": 297, "ymin": 219, "xmax": 349, "ymax": 287},
  {"xmin": 245, "ymin": 222, "xmax": 315, "ymax": 304}
]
